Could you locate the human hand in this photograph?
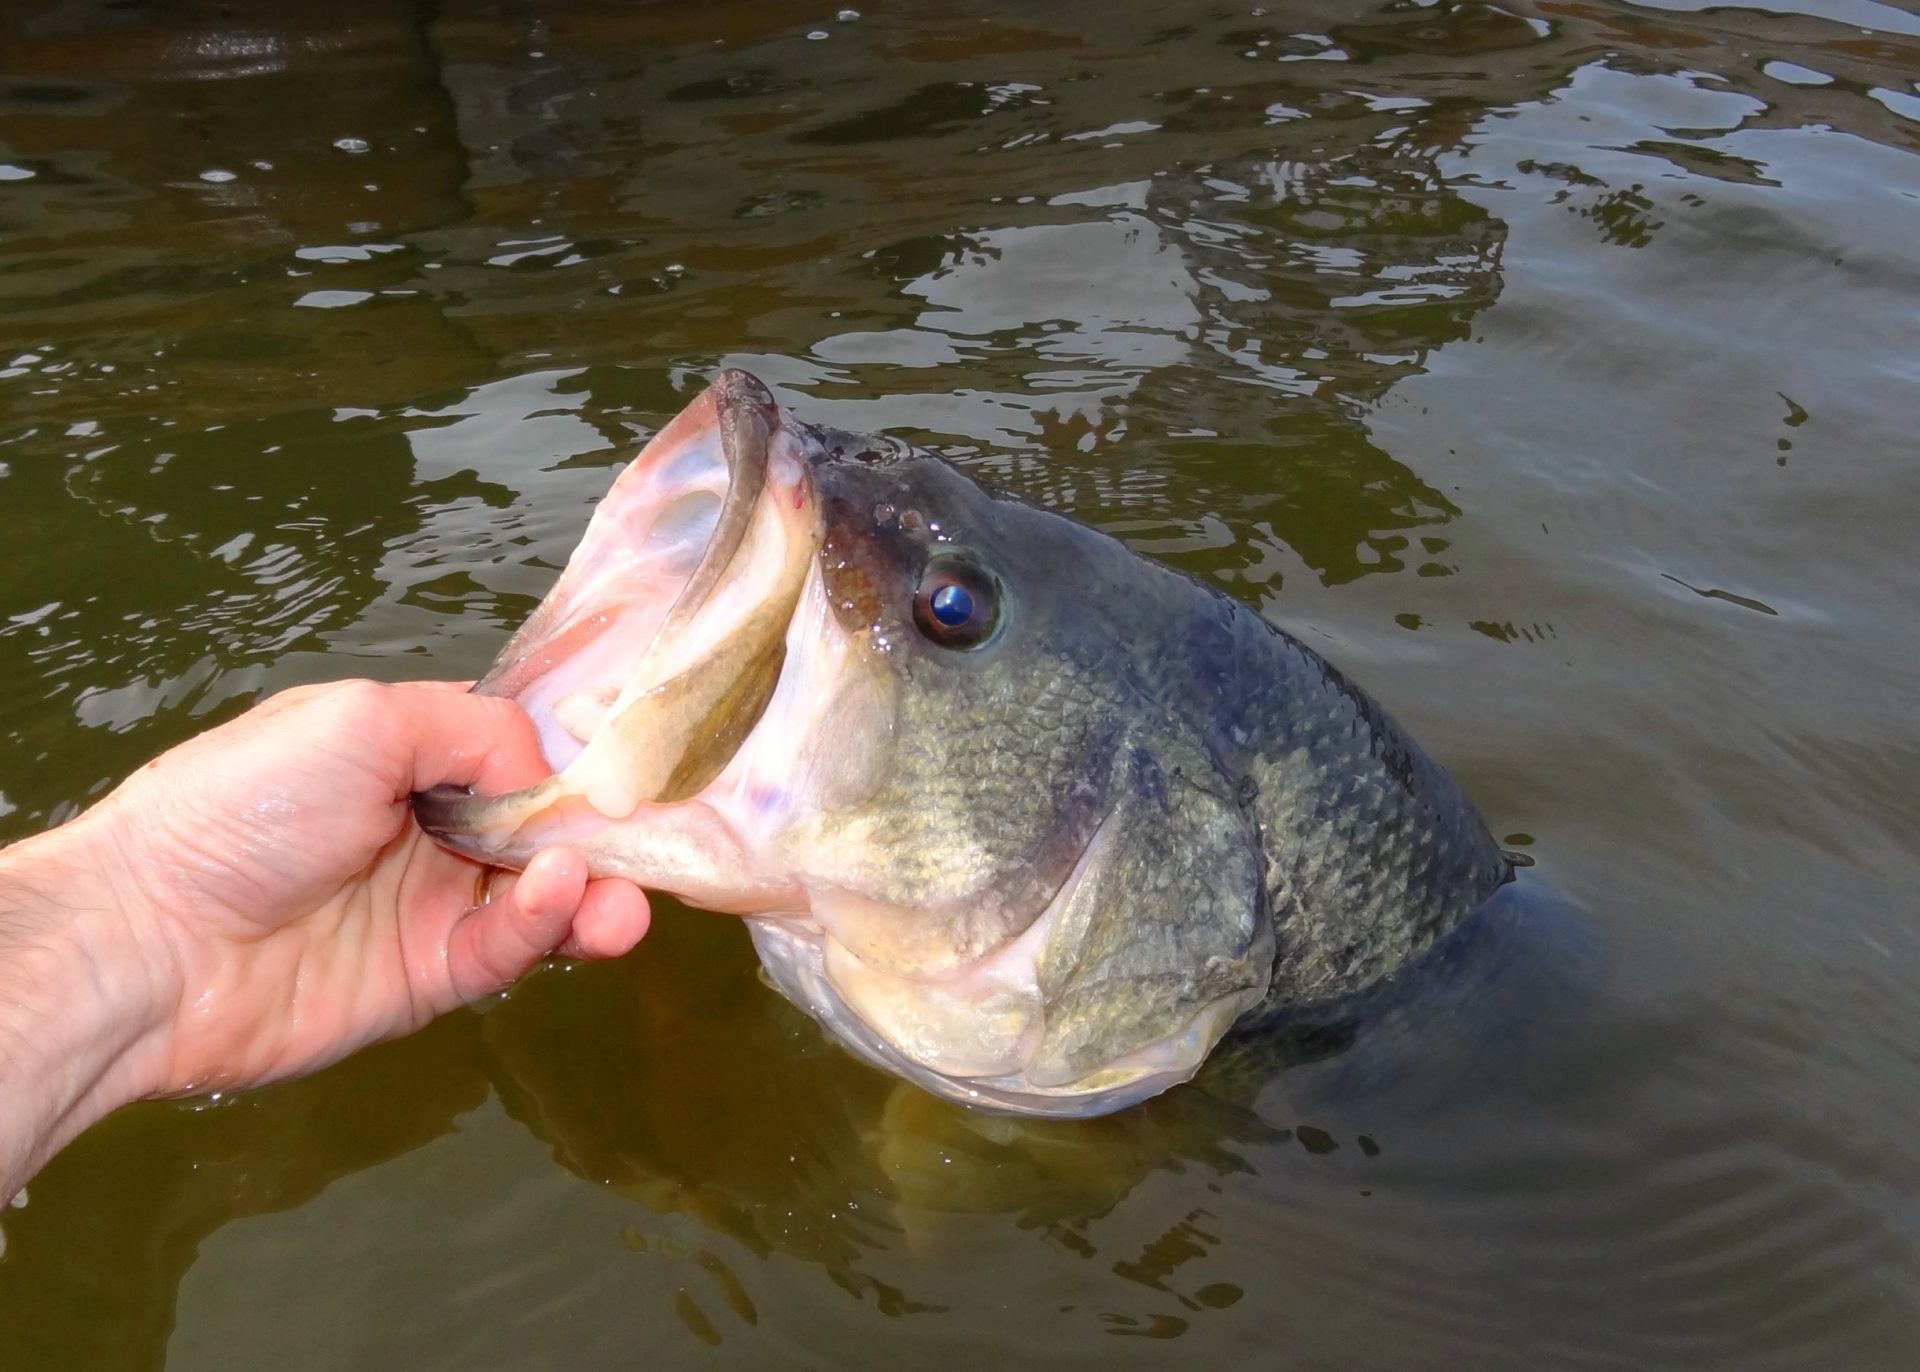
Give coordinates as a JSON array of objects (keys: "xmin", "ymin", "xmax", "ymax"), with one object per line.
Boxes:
[
  {"xmin": 0, "ymin": 679, "xmax": 649, "ymax": 1195},
  {"xmin": 90, "ymin": 677, "xmax": 651, "ymax": 1092}
]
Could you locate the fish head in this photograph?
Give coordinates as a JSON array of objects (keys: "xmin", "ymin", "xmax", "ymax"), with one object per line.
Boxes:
[{"xmin": 417, "ymin": 370, "xmax": 1275, "ymax": 1117}]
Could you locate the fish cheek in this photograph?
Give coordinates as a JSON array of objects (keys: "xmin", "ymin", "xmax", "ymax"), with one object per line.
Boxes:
[
  {"xmin": 802, "ymin": 667, "xmax": 898, "ymax": 814},
  {"xmin": 1030, "ymin": 760, "xmax": 1274, "ymax": 1088}
]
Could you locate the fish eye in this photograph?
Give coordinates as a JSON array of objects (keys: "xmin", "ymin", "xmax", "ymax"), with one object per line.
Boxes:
[
  {"xmin": 929, "ymin": 583, "xmax": 973, "ymax": 626},
  {"xmin": 912, "ymin": 557, "xmax": 999, "ymax": 649}
]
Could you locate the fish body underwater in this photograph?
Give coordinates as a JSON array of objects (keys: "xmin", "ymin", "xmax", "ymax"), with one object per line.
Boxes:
[{"xmin": 416, "ymin": 370, "xmax": 1512, "ymax": 1118}]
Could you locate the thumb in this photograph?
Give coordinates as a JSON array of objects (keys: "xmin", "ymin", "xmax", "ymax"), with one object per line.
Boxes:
[{"xmin": 382, "ymin": 681, "xmax": 555, "ymax": 798}]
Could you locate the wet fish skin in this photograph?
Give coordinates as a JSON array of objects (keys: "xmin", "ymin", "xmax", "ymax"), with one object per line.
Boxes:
[{"xmin": 789, "ymin": 428, "xmax": 1511, "ymax": 1044}]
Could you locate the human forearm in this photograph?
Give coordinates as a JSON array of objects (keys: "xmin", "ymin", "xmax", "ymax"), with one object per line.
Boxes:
[{"xmin": 0, "ymin": 820, "xmax": 170, "ymax": 1201}]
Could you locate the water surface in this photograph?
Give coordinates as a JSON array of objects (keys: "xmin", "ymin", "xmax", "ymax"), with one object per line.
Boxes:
[{"xmin": 3, "ymin": 0, "xmax": 1919, "ymax": 1367}]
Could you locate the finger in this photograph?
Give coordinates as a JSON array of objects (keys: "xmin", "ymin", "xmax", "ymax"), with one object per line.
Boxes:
[
  {"xmin": 377, "ymin": 684, "xmax": 555, "ymax": 797},
  {"xmin": 443, "ymin": 846, "xmax": 588, "ymax": 1000},
  {"xmin": 392, "ymin": 679, "xmax": 478, "ymax": 694},
  {"xmin": 557, "ymin": 878, "xmax": 652, "ymax": 960}
]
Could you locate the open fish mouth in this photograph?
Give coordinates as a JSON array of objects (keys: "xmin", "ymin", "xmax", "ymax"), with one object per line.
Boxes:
[{"xmin": 413, "ymin": 368, "xmax": 821, "ymax": 855}]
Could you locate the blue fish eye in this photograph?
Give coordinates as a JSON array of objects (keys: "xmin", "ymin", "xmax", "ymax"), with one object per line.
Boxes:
[
  {"xmin": 929, "ymin": 582, "xmax": 973, "ymax": 627},
  {"xmin": 913, "ymin": 557, "xmax": 999, "ymax": 649}
]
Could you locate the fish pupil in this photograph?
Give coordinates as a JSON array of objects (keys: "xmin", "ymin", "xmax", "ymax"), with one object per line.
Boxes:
[{"xmin": 929, "ymin": 583, "xmax": 973, "ymax": 626}]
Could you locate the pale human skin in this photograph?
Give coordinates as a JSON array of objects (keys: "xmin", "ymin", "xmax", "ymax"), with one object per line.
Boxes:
[{"xmin": 0, "ymin": 679, "xmax": 651, "ymax": 1202}]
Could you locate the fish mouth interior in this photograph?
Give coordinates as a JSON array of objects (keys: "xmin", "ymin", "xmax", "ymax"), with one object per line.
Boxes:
[{"xmin": 430, "ymin": 369, "xmax": 819, "ymax": 828}]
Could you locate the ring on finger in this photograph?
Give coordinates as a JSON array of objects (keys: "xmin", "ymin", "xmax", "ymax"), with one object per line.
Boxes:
[{"xmin": 471, "ymin": 865, "xmax": 508, "ymax": 908}]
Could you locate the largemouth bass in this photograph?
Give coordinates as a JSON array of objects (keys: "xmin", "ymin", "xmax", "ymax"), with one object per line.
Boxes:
[{"xmin": 416, "ymin": 370, "xmax": 1511, "ymax": 1118}]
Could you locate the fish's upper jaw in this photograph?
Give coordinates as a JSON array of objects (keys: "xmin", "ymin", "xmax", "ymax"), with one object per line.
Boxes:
[
  {"xmin": 706, "ymin": 366, "xmax": 779, "ymax": 423},
  {"xmin": 791, "ymin": 419, "xmax": 918, "ymax": 471}
]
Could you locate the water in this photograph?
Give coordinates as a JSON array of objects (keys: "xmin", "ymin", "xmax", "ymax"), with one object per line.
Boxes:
[{"xmin": 3, "ymin": 0, "xmax": 1919, "ymax": 1366}]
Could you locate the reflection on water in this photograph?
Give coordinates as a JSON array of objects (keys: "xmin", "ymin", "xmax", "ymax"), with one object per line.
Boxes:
[{"xmin": 4, "ymin": 0, "xmax": 1920, "ymax": 1367}]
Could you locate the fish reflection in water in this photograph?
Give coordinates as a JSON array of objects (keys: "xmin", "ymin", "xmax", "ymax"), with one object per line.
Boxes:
[{"xmin": 476, "ymin": 873, "xmax": 1589, "ymax": 1318}]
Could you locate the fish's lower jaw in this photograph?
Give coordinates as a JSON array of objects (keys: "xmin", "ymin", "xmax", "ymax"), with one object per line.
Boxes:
[
  {"xmin": 747, "ymin": 919, "xmax": 1224, "ymax": 1119},
  {"xmin": 411, "ymin": 775, "xmax": 570, "ymax": 867}
]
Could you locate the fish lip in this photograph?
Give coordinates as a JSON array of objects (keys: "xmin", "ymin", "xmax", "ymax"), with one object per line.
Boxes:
[
  {"xmin": 411, "ymin": 781, "xmax": 469, "ymax": 844},
  {"xmin": 659, "ymin": 367, "xmax": 782, "ymax": 630},
  {"xmin": 708, "ymin": 366, "xmax": 779, "ymax": 422}
]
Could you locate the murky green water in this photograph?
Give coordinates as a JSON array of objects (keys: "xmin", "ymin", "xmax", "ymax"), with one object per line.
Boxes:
[{"xmin": 4, "ymin": 0, "xmax": 1919, "ymax": 1365}]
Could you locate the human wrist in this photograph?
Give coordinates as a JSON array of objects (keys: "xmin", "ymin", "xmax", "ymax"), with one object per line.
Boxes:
[{"xmin": 0, "ymin": 814, "xmax": 178, "ymax": 1198}]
